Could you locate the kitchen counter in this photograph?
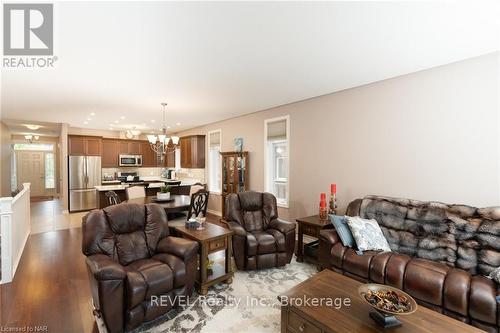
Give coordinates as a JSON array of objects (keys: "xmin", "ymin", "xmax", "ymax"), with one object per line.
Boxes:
[
  {"xmin": 95, "ymin": 179, "xmax": 203, "ymax": 192},
  {"xmin": 96, "ymin": 180, "xmax": 205, "ymax": 209}
]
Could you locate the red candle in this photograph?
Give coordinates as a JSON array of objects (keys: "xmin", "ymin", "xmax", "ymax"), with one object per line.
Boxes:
[
  {"xmin": 320, "ymin": 200, "xmax": 327, "ymax": 207},
  {"xmin": 331, "ymin": 183, "xmax": 337, "ymax": 194},
  {"xmin": 320, "ymin": 192, "xmax": 326, "ymax": 201}
]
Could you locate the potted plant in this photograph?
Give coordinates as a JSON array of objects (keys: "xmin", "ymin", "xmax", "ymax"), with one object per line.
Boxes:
[{"xmin": 157, "ymin": 185, "xmax": 171, "ymax": 200}]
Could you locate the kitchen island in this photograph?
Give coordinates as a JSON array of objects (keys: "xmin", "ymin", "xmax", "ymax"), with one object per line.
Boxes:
[{"xmin": 95, "ymin": 179, "xmax": 204, "ymax": 209}]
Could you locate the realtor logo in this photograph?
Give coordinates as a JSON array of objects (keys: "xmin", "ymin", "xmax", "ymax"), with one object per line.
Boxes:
[{"xmin": 3, "ymin": 3, "xmax": 53, "ymax": 56}]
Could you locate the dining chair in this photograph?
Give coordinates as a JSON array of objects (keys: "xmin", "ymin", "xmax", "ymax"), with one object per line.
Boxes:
[
  {"xmin": 189, "ymin": 183, "xmax": 206, "ymax": 196},
  {"xmin": 187, "ymin": 189, "xmax": 209, "ymax": 219},
  {"xmin": 125, "ymin": 185, "xmax": 146, "ymax": 200},
  {"xmin": 168, "ymin": 190, "xmax": 210, "ymax": 231},
  {"xmin": 105, "ymin": 191, "xmax": 121, "ymax": 206}
]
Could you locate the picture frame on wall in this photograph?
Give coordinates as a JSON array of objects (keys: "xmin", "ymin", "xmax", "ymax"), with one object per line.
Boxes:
[{"xmin": 234, "ymin": 137, "xmax": 243, "ymax": 152}]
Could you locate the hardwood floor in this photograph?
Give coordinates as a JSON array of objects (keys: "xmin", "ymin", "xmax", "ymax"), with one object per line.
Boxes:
[
  {"xmin": 0, "ymin": 213, "xmax": 222, "ymax": 333},
  {"xmin": 1, "ymin": 228, "xmax": 97, "ymax": 333}
]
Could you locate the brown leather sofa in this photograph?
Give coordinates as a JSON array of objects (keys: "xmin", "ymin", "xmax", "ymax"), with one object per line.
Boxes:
[
  {"xmin": 319, "ymin": 195, "xmax": 500, "ymax": 333},
  {"xmin": 82, "ymin": 203, "xmax": 198, "ymax": 333},
  {"xmin": 224, "ymin": 191, "xmax": 296, "ymax": 270}
]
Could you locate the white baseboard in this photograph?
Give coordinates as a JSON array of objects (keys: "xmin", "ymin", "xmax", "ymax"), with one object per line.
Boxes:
[
  {"xmin": 207, "ymin": 209, "xmax": 222, "ymax": 217},
  {"xmin": 12, "ymin": 230, "xmax": 30, "ymax": 279}
]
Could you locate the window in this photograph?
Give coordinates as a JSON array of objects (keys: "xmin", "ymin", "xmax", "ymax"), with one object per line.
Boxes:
[
  {"xmin": 45, "ymin": 153, "xmax": 55, "ymax": 189},
  {"xmin": 208, "ymin": 130, "xmax": 222, "ymax": 193},
  {"xmin": 265, "ymin": 116, "xmax": 289, "ymax": 207},
  {"xmin": 11, "ymin": 147, "xmax": 17, "ymax": 193},
  {"xmin": 175, "ymin": 148, "xmax": 181, "ymax": 170},
  {"xmin": 14, "ymin": 143, "xmax": 53, "ymax": 151}
]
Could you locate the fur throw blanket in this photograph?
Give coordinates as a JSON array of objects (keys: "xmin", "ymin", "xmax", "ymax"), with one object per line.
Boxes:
[{"xmin": 355, "ymin": 195, "xmax": 500, "ymax": 276}]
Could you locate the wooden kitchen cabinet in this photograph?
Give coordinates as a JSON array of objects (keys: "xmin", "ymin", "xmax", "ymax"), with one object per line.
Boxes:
[
  {"xmin": 140, "ymin": 142, "xmax": 157, "ymax": 167},
  {"xmin": 165, "ymin": 151, "xmax": 176, "ymax": 168},
  {"xmin": 119, "ymin": 141, "xmax": 129, "ymax": 155},
  {"xmin": 180, "ymin": 135, "xmax": 205, "ymax": 168},
  {"xmin": 118, "ymin": 140, "xmax": 142, "ymax": 155},
  {"xmin": 86, "ymin": 137, "xmax": 102, "ymax": 156},
  {"xmin": 128, "ymin": 141, "xmax": 141, "ymax": 155},
  {"xmin": 68, "ymin": 135, "xmax": 102, "ymax": 156},
  {"xmin": 68, "ymin": 136, "xmax": 85, "ymax": 155},
  {"xmin": 102, "ymin": 139, "xmax": 119, "ymax": 167}
]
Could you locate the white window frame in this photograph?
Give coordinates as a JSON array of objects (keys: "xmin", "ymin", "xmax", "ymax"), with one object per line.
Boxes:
[
  {"xmin": 264, "ymin": 115, "xmax": 290, "ymax": 208},
  {"xmin": 174, "ymin": 148, "xmax": 181, "ymax": 171},
  {"xmin": 207, "ymin": 129, "xmax": 222, "ymax": 194}
]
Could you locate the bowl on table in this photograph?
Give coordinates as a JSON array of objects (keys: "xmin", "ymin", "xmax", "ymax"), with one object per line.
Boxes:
[{"xmin": 358, "ymin": 283, "xmax": 417, "ymax": 328}]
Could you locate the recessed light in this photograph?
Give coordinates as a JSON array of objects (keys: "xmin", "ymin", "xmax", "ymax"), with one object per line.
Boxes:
[
  {"xmin": 167, "ymin": 126, "xmax": 171, "ymax": 129},
  {"xmin": 87, "ymin": 118, "xmax": 92, "ymax": 121},
  {"xmin": 109, "ymin": 127, "xmax": 113, "ymax": 130},
  {"xmin": 84, "ymin": 121, "xmax": 88, "ymax": 125},
  {"xmin": 150, "ymin": 120, "xmax": 156, "ymax": 123},
  {"xmin": 176, "ymin": 122, "xmax": 181, "ymax": 126},
  {"xmin": 114, "ymin": 120, "xmax": 119, "ymax": 123},
  {"xmin": 90, "ymin": 112, "xmax": 95, "ymax": 116},
  {"xmin": 120, "ymin": 116, "xmax": 125, "ymax": 120}
]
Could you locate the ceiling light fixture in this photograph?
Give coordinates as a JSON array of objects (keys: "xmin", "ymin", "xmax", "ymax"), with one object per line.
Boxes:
[
  {"xmin": 25, "ymin": 124, "xmax": 41, "ymax": 130},
  {"xmin": 126, "ymin": 127, "xmax": 142, "ymax": 139},
  {"xmin": 147, "ymin": 103, "xmax": 179, "ymax": 161},
  {"xmin": 90, "ymin": 112, "xmax": 95, "ymax": 116},
  {"xmin": 24, "ymin": 135, "xmax": 39, "ymax": 143}
]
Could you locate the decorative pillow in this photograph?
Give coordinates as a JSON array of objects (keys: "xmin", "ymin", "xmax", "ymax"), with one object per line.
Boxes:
[
  {"xmin": 346, "ymin": 216, "xmax": 391, "ymax": 252},
  {"xmin": 329, "ymin": 215, "xmax": 355, "ymax": 247},
  {"xmin": 488, "ymin": 266, "xmax": 500, "ymax": 284}
]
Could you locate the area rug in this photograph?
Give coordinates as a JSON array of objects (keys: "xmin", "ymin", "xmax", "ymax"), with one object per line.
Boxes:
[{"xmin": 133, "ymin": 259, "xmax": 317, "ymax": 333}]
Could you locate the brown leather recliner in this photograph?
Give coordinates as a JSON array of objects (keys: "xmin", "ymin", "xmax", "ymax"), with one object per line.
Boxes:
[
  {"xmin": 82, "ymin": 203, "xmax": 199, "ymax": 333},
  {"xmin": 224, "ymin": 191, "xmax": 296, "ymax": 270}
]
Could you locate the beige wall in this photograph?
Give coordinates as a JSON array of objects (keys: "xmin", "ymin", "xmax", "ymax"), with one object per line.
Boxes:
[
  {"xmin": 0, "ymin": 122, "xmax": 13, "ymax": 196},
  {"xmin": 178, "ymin": 53, "xmax": 500, "ymax": 221},
  {"xmin": 69, "ymin": 127, "xmax": 121, "ymax": 138}
]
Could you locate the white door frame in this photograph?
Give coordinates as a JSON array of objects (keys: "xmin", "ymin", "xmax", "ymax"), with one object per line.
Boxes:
[{"xmin": 15, "ymin": 150, "xmax": 55, "ymax": 197}]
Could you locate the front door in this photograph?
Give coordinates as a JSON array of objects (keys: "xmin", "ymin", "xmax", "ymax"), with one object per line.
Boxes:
[{"xmin": 17, "ymin": 151, "xmax": 46, "ymax": 197}]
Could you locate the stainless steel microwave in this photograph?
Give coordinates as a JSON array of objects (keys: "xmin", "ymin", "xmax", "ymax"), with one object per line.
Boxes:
[{"xmin": 119, "ymin": 155, "xmax": 142, "ymax": 167}]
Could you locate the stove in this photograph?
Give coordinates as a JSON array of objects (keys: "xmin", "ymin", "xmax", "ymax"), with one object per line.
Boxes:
[{"xmin": 117, "ymin": 172, "xmax": 143, "ymax": 184}]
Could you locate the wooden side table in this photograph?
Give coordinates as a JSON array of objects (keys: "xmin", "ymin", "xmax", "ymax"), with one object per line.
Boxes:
[
  {"xmin": 175, "ymin": 223, "xmax": 234, "ymax": 295},
  {"xmin": 295, "ymin": 215, "xmax": 332, "ymax": 265}
]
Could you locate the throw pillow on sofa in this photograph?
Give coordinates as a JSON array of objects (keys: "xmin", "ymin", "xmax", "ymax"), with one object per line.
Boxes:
[
  {"xmin": 346, "ymin": 216, "xmax": 391, "ymax": 252},
  {"xmin": 329, "ymin": 214, "xmax": 355, "ymax": 247},
  {"xmin": 489, "ymin": 266, "xmax": 500, "ymax": 284}
]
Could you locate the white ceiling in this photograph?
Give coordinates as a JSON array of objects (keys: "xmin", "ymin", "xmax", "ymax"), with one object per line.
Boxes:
[
  {"xmin": 2, "ymin": 119, "xmax": 61, "ymax": 137},
  {"xmin": 2, "ymin": 1, "xmax": 499, "ymax": 134}
]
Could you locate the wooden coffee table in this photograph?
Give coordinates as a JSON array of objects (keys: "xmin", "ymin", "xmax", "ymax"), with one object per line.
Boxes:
[
  {"xmin": 279, "ymin": 270, "xmax": 482, "ymax": 333},
  {"xmin": 175, "ymin": 223, "xmax": 234, "ymax": 295}
]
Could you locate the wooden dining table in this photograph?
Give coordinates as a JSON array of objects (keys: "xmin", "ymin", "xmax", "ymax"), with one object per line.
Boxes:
[{"xmin": 124, "ymin": 195, "xmax": 191, "ymax": 213}]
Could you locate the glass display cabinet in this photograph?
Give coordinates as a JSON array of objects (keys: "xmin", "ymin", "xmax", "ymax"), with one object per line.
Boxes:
[{"xmin": 220, "ymin": 151, "xmax": 249, "ymax": 216}]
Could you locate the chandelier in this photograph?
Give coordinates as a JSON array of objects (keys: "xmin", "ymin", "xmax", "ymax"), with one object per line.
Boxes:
[{"xmin": 147, "ymin": 103, "xmax": 179, "ymax": 157}]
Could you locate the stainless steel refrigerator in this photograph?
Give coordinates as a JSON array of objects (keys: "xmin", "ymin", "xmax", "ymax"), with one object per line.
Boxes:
[{"xmin": 69, "ymin": 156, "xmax": 101, "ymax": 212}]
